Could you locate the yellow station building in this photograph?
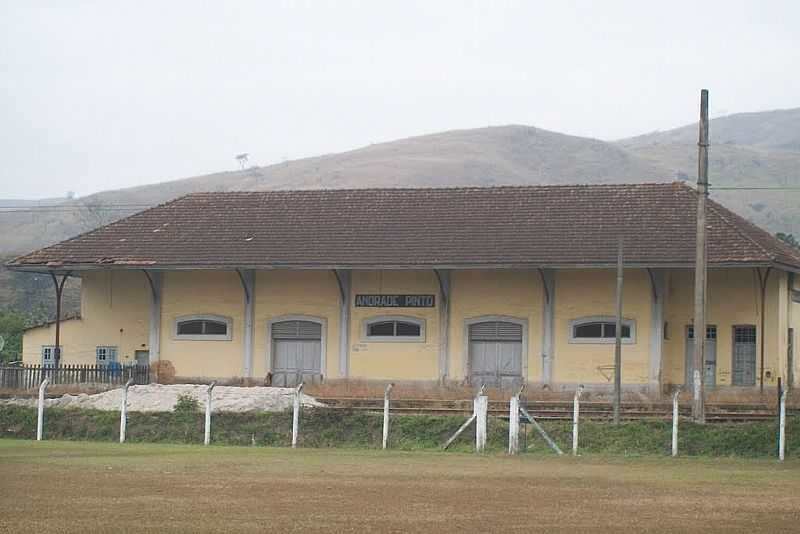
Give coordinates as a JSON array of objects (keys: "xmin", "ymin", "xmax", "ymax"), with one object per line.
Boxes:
[{"xmin": 9, "ymin": 183, "xmax": 800, "ymax": 398}]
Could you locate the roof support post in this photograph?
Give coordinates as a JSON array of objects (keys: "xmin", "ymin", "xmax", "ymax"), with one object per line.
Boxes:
[
  {"xmin": 756, "ymin": 267, "xmax": 772, "ymax": 393},
  {"xmin": 237, "ymin": 269, "xmax": 255, "ymax": 379},
  {"xmin": 539, "ymin": 269, "xmax": 555, "ymax": 387},
  {"xmin": 49, "ymin": 272, "xmax": 71, "ymax": 368},
  {"xmin": 647, "ymin": 268, "xmax": 665, "ymax": 396},
  {"xmin": 334, "ymin": 269, "xmax": 351, "ymax": 379},
  {"xmin": 143, "ymin": 271, "xmax": 162, "ymax": 364},
  {"xmin": 434, "ymin": 269, "xmax": 451, "ymax": 383}
]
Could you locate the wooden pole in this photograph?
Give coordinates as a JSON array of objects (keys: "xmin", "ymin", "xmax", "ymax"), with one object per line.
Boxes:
[
  {"xmin": 692, "ymin": 88, "xmax": 710, "ymax": 423},
  {"xmin": 613, "ymin": 238, "xmax": 624, "ymax": 424}
]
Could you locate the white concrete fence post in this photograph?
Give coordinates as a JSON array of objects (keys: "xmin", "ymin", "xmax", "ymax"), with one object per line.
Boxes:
[
  {"xmin": 382, "ymin": 383, "xmax": 394, "ymax": 450},
  {"xmin": 672, "ymin": 387, "xmax": 681, "ymax": 457},
  {"xmin": 572, "ymin": 385, "xmax": 584, "ymax": 456},
  {"xmin": 779, "ymin": 389, "xmax": 787, "ymax": 462},
  {"xmin": 204, "ymin": 381, "xmax": 217, "ymax": 446},
  {"xmin": 292, "ymin": 382, "xmax": 304, "ymax": 449},
  {"xmin": 508, "ymin": 393, "xmax": 520, "ymax": 455},
  {"xmin": 36, "ymin": 378, "xmax": 50, "ymax": 441},
  {"xmin": 119, "ymin": 378, "xmax": 135, "ymax": 444},
  {"xmin": 475, "ymin": 394, "xmax": 488, "ymax": 453}
]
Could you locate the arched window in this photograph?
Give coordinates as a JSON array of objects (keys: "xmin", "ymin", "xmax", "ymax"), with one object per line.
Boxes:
[
  {"xmin": 362, "ymin": 316, "xmax": 425, "ymax": 342},
  {"xmin": 174, "ymin": 315, "xmax": 232, "ymax": 341},
  {"xmin": 569, "ymin": 316, "xmax": 636, "ymax": 344}
]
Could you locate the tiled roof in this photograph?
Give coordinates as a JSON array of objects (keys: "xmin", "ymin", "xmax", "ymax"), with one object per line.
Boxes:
[{"xmin": 8, "ymin": 182, "xmax": 800, "ymax": 271}]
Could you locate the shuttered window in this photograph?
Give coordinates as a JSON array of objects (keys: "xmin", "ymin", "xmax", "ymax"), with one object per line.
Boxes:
[
  {"xmin": 272, "ymin": 320, "xmax": 322, "ymax": 340},
  {"xmin": 363, "ymin": 317, "xmax": 425, "ymax": 342},
  {"xmin": 468, "ymin": 321, "xmax": 522, "ymax": 342}
]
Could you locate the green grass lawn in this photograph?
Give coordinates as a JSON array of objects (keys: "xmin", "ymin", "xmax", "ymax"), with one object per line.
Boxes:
[{"xmin": 1, "ymin": 440, "xmax": 798, "ymax": 533}]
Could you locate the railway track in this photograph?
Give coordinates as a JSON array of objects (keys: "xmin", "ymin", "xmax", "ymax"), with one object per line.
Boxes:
[{"xmin": 315, "ymin": 397, "xmax": 795, "ymax": 422}]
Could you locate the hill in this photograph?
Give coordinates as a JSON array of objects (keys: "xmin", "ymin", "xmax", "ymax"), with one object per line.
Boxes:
[
  {"xmin": 618, "ymin": 107, "xmax": 800, "ymax": 151},
  {"xmin": 2, "ymin": 109, "xmax": 800, "ymax": 314}
]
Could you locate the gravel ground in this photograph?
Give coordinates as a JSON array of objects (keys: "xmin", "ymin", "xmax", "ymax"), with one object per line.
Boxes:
[{"xmin": 0, "ymin": 383, "xmax": 324, "ymax": 412}]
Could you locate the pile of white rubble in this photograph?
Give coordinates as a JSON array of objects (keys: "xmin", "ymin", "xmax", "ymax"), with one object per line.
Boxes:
[{"xmin": 0, "ymin": 384, "xmax": 324, "ymax": 413}]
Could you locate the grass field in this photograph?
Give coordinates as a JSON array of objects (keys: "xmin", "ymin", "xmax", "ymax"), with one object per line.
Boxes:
[{"xmin": 1, "ymin": 440, "xmax": 799, "ymax": 533}]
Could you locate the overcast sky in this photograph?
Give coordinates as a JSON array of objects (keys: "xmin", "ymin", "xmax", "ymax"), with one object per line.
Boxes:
[{"xmin": 1, "ymin": 0, "xmax": 798, "ymax": 199}]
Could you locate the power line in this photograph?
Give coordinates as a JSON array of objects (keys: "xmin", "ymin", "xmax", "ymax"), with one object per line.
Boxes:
[{"xmin": 711, "ymin": 186, "xmax": 800, "ymax": 191}]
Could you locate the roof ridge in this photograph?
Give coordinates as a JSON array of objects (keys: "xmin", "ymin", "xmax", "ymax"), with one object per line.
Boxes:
[{"xmin": 184, "ymin": 182, "xmax": 679, "ymax": 196}]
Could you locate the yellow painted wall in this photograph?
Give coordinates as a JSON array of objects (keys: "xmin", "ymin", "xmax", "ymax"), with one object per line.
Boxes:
[
  {"xmin": 448, "ymin": 269, "xmax": 543, "ymax": 382},
  {"xmin": 21, "ymin": 266, "xmax": 795, "ymax": 390},
  {"xmin": 553, "ymin": 269, "xmax": 652, "ymax": 384},
  {"xmin": 160, "ymin": 270, "xmax": 244, "ymax": 378},
  {"xmin": 349, "ymin": 270, "xmax": 440, "ymax": 380},
  {"xmin": 662, "ymin": 268, "xmax": 785, "ymax": 387},
  {"xmin": 22, "ymin": 271, "xmax": 150, "ymax": 365},
  {"xmin": 253, "ymin": 270, "xmax": 341, "ymax": 380}
]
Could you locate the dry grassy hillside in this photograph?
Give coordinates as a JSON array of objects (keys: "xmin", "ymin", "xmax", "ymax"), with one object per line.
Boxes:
[{"xmin": 2, "ymin": 109, "xmax": 800, "ymax": 314}]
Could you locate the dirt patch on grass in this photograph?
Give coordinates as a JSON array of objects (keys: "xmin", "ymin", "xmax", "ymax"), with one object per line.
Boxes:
[{"xmin": 1, "ymin": 441, "xmax": 799, "ymax": 533}]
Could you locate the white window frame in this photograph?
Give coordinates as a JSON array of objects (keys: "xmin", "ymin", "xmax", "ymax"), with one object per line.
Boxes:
[
  {"xmin": 41, "ymin": 345, "xmax": 62, "ymax": 367},
  {"xmin": 361, "ymin": 315, "xmax": 426, "ymax": 343},
  {"xmin": 174, "ymin": 314, "xmax": 233, "ymax": 341},
  {"xmin": 569, "ymin": 316, "xmax": 636, "ymax": 344},
  {"xmin": 96, "ymin": 346, "xmax": 118, "ymax": 366}
]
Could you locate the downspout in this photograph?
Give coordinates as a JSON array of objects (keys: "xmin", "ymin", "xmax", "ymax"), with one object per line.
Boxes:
[
  {"xmin": 49, "ymin": 272, "xmax": 71, "ymax": 368},
  {"xmin": 757, "ymin": 267, "xmax": 772, "ymax": 393}
]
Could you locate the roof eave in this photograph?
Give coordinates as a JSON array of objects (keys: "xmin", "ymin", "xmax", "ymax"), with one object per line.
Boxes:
[{"xmin": 7, "ymin": 260, "xmax": 798, "ymax": 273}]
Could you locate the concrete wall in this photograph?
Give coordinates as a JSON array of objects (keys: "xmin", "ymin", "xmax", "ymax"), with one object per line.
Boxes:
[{"xmin": 21, "ymin": 266, "xmax": 795, "ymax": 392}]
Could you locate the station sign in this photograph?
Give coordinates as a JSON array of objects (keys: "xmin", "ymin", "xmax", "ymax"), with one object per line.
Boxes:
[{"xmin": 354, "ymin": 294, "xmax": 435, "ymax": 308}]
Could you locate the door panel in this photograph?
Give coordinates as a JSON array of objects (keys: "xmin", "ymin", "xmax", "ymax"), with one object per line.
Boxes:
[
  {"xmin": 685, "ymin": 325, "xmax": 717, "ymax": 387},
  {"xmin": 468, "ymin": 321, "xmax": 523, "ymax": 388},
  {"xmin": 271, "ymin": 320, "xmax": 323, "ymax": 387},
  {"xmin": 732, "ymin": 326, "xmax": 757, "ymax": 386}
]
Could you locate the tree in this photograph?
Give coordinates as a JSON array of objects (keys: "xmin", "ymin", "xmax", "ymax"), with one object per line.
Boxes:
[
  {"xmin": 0, "ymin": 310, "xmax": 30, "ymax": 364},
  {"xmin": 776, "ymin": 233, "xmax": 800, "ymax": 249}
]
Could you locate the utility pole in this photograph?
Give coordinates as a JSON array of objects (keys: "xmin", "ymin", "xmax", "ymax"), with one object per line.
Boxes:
[
  {"xmin": 613, "ymin": 237, "xmax": 624, "ymax": 424},
  {"xmin": 692, "ymin": 89, "xmax": 709, "ymax": 423}
]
